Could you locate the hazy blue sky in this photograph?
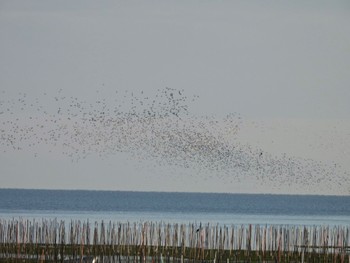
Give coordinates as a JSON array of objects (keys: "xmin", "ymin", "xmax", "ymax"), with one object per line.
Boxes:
[{"xmin": 1, "ymin": 0, "xmax": 349, "ymax": 195}]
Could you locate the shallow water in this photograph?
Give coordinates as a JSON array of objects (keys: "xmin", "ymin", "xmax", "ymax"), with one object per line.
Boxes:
[{"xmin": 0, "ymin": 189, "xmax": 349, "ymax": 226}]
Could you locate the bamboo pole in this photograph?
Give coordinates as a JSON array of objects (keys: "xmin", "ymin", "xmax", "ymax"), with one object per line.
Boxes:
[{"xmin": 0, "ymin": 219, "xmax": 349, "ymax": 262}]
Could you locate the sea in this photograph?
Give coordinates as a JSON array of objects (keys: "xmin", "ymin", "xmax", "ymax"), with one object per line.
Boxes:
[{"xmin": 0, "ymin": 189, "xmax": 349, "ymax": 226}]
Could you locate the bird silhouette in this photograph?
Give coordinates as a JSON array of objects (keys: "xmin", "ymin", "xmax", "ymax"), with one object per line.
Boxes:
[{"xmin": 0, "ymin": 88, "xmax": 348, "ymax": 194}]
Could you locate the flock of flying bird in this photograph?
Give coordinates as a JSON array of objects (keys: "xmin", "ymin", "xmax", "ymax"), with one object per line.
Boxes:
[{"xmin": 0, "ymin": 87, "xmax": 348, "ymax": 193}]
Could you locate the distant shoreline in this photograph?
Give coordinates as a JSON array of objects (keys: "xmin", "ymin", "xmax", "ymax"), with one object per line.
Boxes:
[{"xmin": 1, "ymin": 187, "xmax": 349, "ymax": 197}]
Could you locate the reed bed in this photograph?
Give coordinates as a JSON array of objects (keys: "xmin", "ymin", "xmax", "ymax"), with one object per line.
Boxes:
[{"xmin": 0, "ymin": 219, "xmax": 349, "ymax": 262}]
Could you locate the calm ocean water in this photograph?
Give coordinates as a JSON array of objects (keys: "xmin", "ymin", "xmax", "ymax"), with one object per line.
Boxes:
[{"xmin": 0, "ymin": 189, "xmax": 349, "ymax": 226}]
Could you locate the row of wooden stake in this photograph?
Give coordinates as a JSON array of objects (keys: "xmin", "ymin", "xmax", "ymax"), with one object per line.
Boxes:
[{"xmin": 0, "ymin": 219, "xmax": 349, "ymax": 262}]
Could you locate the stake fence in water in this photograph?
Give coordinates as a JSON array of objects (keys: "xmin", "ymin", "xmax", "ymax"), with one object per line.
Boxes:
[{"xmin": 0, "ymin": 219, "xmax": 349, "ymax": 262}]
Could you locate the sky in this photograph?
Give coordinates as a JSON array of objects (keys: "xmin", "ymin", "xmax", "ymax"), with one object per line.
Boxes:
[{"xmin": 0, "ymin": 0, "xmax": 349, "ymax": 195}]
